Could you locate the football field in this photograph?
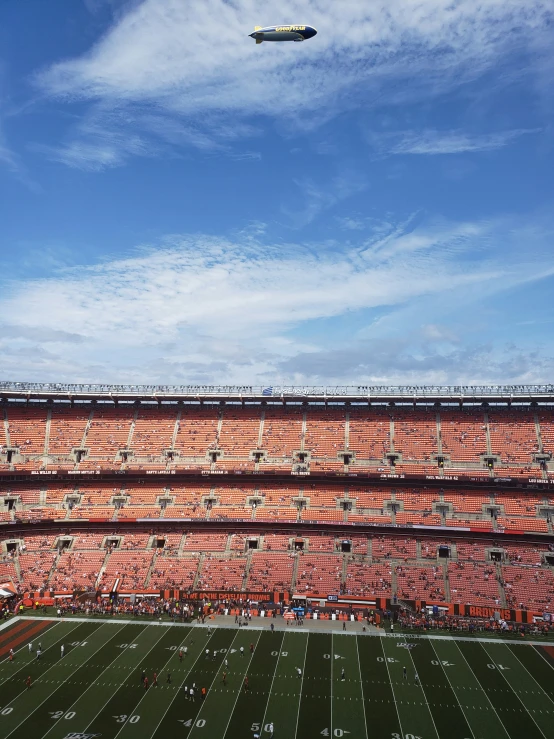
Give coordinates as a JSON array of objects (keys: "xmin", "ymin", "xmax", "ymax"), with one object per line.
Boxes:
[{"xmin": 0, "ymin": 618, "xmax": 554, "ymax": 739}]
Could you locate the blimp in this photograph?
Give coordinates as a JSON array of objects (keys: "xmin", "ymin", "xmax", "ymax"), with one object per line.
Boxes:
[{"xmin": 249, "ymin": 25, "xmax": 317, "ymax": 44}]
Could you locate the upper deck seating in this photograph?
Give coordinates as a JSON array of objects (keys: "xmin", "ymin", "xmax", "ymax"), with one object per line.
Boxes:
[
  {"xmin": 440, "ymin": 408, "xmax": 486, "ymax": 463},
  {"xmin": 261, "ymin": 406, "xmax": 303, "ymax": 458},
  {"xmin": 393, "ymin": 409, "xmax": 438, "ymax": 461},
  {"xmin": 218, "ymin": 406, "xmax": 261, "ymax": 456},
  {"xmin": 348, "ymin": 406, "xmax": 390, "ymax": 461}
]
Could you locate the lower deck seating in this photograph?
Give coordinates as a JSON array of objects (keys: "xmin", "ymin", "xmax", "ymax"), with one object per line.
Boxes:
[
  {"xmin": 3, "ymin": 528, "xmax": 554, "ymax": 612},
  {"xmin": 248, "ymin": 553, "xmax": 295, "ymax": 590}
]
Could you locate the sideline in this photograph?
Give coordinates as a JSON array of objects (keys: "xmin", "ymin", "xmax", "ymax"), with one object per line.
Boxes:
[{"xmin": 4, "ymin": 615, "xmax": 553, "ymax": 647}]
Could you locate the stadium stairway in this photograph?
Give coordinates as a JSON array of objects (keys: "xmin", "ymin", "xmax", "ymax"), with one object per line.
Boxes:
[
  {"xmin": 43, "ymin": 409, "xmax": 52, "ymax": 460},
  {"xmin": 45, "ymin": 549, "xmax": 61, "ymax": 588},
  {"xmin": 192, "ymin": 553, "xmax": 205, "ymax": 589},
  {"xmin": 290, "ymin": 552, "xmax": 300, "ymax": 592},
  {"xmin": 95, "ymin": 548, "xmax": 112, "ymax": 589},
  {"xmin": 241, "ymin": 550, "xmax": 253, "ymax": 590},
  {"xmin": 495, "ymin": 561, "xmax": 508, "ymax": 607},
  {"xmin": 442, "ymin": 561, "xmax": 451, "ymax": 602},
  {"xmin": 144, "ymin": 549, "xmax": 158, "ymax": 587}
]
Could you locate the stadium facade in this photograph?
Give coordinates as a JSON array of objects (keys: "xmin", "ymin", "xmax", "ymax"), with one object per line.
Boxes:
[{"xmin": 1, "ymin": 383, "xmax": 553, "ymax": 622}]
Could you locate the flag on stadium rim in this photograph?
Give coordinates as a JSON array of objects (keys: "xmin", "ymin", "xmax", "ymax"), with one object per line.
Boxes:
[{"xmin": 262, "ymin": 387, "xmax": 273, "ymax": 396}]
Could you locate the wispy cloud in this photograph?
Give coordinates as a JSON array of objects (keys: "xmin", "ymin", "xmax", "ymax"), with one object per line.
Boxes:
[
  {"xmin": 369, "ymin": 128, "xmax": 542, "ymax": 156},
  {"xmin": 282, "ymin": 174, "xmax": 367, "ymax": 228},
  {"xmin": 0, "ymin": 92, "xmax": 40, "ymax": 189},
  {"xmin": 2, "ymin": 214, "xmax": 554, "ymax": 385},
  {"xmin": 33, "ymin": 0, "xmax": 554, "ymax": 167}
]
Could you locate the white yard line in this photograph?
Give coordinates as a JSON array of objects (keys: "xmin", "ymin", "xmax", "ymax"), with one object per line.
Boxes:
[
  {"xmin": 478, "ymin": 642, "xmax": 548, "ymax": 739},
  {"xmin": 530, "ymin": 643, "xmax": 554, "ymax": 671},
  {"xmin": 0, "ymin": 620, "xmax": 81, "ymax": 673},
  {"xmin": 330, "ymin": 633, "xmax": 334, "ymax": 736},
  {"xmin": 216, "ymin": 631, "xmax": 263, "ymax": 739},
  {"xmin": 258, "ymin": 631, "xmax": 286, "ymax": 735},
  {"xmin": 0, "ymin": 621, "xmax": 101, "ymax": 690},
  {"xmin": 450, "ymin": 640, "xmax": 517, "ymax": 739},
  {"xmin": 293, "ymin": 632, "xmax": 309, "ymax": 739},
  {"xmin": 143, "ymin": 629, "xmax": 233, "ymax": 739},
  {"xmin": 496, "ymin": 643, "xmax": 554, "ymax": 708},
  {"xmin": 378, "ymin": 637, "xmax": 405, "ymax": 739},
  {"xmin": 85, "ymin": 624, "xmax": 196, "ymax": 739},
  {"xmin": 354, "ymin": 634, "xmax": 369, "ymax": 739},
  {"xmin": 3, "ymin": 622, "xmax": 128, "ymax": 739},
  {"xmin": 39, "ymin": 624, "xmax": 170, "ymax": 739},
  {"xmin": 404, "ymin": 640, "xmax": 441, "ymax": 739},
  {"xmin": 428, "ymin": 639, "xmax": 476, "ymax": 739}
]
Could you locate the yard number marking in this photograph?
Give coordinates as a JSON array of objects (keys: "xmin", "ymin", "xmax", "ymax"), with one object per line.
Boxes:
[
  {"xmin": 321, "ymin": 729, "xmax": 350, "ymax": 736},
  {"xmin": 49, "ymin": 711, "xmax": 76, "ymax": 720},
  {"xmin": 113, "ymin": 715, "xmax": 140, "ymax": 724},
  {"xmin": 431, "ymin": 660, "xmax": 454, "ymax": 666},
  {"xmin": 251, "ymin": 723, "xmax": 276, "ymax": 732},
  {"xmin": 179, "ymin": 719, "xmax": 206, "ymax": 727}
]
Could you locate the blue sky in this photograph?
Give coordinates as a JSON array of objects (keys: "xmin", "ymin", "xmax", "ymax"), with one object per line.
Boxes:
[{"xmin": 1, "ymin": 0, "xmax": 554, "ymax": 386}]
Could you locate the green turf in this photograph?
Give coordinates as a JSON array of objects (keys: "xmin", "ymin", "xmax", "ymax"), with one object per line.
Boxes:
[{"xmin": 1, "ymin": 619, "xmax": 554, "ymax": 739}]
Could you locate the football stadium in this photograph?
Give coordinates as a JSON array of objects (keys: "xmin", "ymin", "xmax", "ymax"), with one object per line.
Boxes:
[
  {"xmin": 1, "ymin": 382, "xmax": 554, "ymax": 739},
  {"xmin": 2, "ymin": 0, "xmax": 554, "ymax": 737}
]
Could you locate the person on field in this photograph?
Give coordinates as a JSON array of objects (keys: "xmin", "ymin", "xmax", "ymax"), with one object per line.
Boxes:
[
  {"xmin": 25, "ymin": 675, "xmax": 31, "ymax": 689},
  {"xmin": 222, "ymin": 671, "xmax": 227, "ymax": 686},
  {"xmin": 61, "ymin": 644, "xmax": 65, "ymax": 658},
  {"xmin": 184, "ymin": 684, "xmax": 188, "ymax": 699},
  {"xmin": 141, "ymin": 670, "xmax": 146, "ymax": 684},
  {"xmin": 240, "ymin": 646, "xmax": 244, "ymax": 657},
  {"xmin": 167, "ymin": 671, "xmax": 171, "ymax": 684},
  {"xmin": 179, "ymin": 649, "xmax": 183, "ymax": 662},
  {"xmin": 144, "ymin": 676, "xmax": 148, "ymax": 690},
  {"xmin": 153, "ymin": 671, "xmax": 158, "ymax": 686}
]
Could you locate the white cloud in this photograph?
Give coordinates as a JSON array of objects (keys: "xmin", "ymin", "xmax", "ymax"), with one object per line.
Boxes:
[
  {"xmin": 33, "ymin": 0, "xmax": 554, "ymax": 165},
  {"xmin": 282, "ymin": 174, "xmax": 367, "ymax": 228},
  {"xmin": 1, "ymin": 214, "xmax": 554, "ymax": 385},
  {"xmin": 370, "ymin": 128, "xmax": 541, "ymax": 156}
]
